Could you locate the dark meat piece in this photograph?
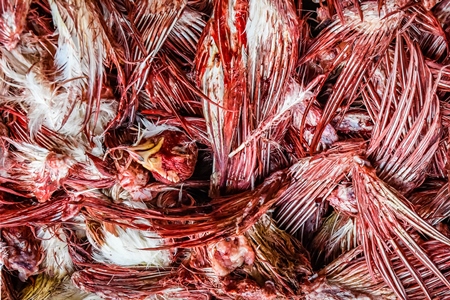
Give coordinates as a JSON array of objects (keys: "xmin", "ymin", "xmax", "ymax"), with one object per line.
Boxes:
[{"xmin": 1, "ymin": 226, "xmax": 42, "ymax": 281}]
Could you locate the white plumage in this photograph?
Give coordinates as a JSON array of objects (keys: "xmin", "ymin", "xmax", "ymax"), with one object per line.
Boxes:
[
  {"xmin": 37, "ymin": 227, "xmax": 74, "ymax": 279},
  {"xmin": 88, "ymin": 225, "xmax": 174, "ymax": 267}
]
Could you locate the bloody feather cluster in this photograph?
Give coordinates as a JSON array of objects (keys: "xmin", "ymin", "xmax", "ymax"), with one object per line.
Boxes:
[{"xmin": 1, "ymin": 0, "xmax": 450, "ymax": 299}]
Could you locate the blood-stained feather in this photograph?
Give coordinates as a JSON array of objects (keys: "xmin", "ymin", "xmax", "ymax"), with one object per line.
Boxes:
[
  {"xmin": 317, "ymin": 247, "xmax": 396, "ymax": 299},
  {"xmin": 0, "ymin": 197, "xmax": 80, "ymax": 227},
  {"xmin": 0, "ymin": 0, "xmax": 30, "ymax": 50},
  {"xmin": 412, "ymin": 181, "xmax": 450, "ymax": 225},
  {"xmin": 49, "ymin": 0, "xmax": 124, "ymax": 135},
  {"xmin": 71, "ymin": 265, "xmax": 177, "ymax": 299},
  {"xmin": 195, "ymin": 0, "xmax": 249, "ymax": 195},
  {"xmin": 124, "ymin": 0, "xmax": 187, "ymax": 124},
  {"xmin": 143, "ymin": 55, "xmax": 203, "ymax": 116},
  {"xmin": 231, "ymin": 0, "xmax": 301, "ymax": 182},
  {"xmin": 322, "ymin": 239, "xmax": 450, "ymax": 299},
  {"xmin": 302, "ymin": 1, "xmax": 402, "ymax": 151},
  {"xmin": 349, "ymin": 161, "xmax": 450, "ymax": 299},
  {"xmin": 3, "ymin": 0, "xmax": 450, "ymax": 298},
  {"xmin": 275, "ymin": 141, "xmax": 365, "ymax": 234},
  {"xmin": 82, "ymin": 168, "xmax": 288, "ymax": 248},
  {"xmin": 366, "ymin": 34, "xmax": 441, "ymax": 194},
  {"xmin": 409, "ymin": 3, "xmax": 449, "ymax": 61},
  {"xmin": 164, "ymin": 6, "xmax": 206, "ymax": 66},
  {"xmin": 0, "ymin": 139, "xmax": 75, "ymax": 201},
  {"xmin": 0, "ymin": 43, "xmax": 69, "ymax": 137},
  {"xmin": 85, "ymin": 218, "xmax": 174, "ymax": 268}
]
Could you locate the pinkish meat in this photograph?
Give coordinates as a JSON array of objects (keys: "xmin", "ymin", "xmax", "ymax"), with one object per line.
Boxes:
[
  {"xmin": 327, "ymin": 184, "xmax": 358, "ymax": 215},
  {"xmin": 208, "ymin": 235, "xmax": 255, "ymax": 276},
  {"xmin": 292, "ymin": 103, "xmax": 339, "ymax": 150},
  {"xmin": 34, "ymin": 152, "xmax": 73, "ymax": 202},
  {"xmin": 118, "ymin": 161, "xmax": 150, "ymax": 193},
  {"xmin": 332, "ymin": 110, "xmax": 373, "ymax": 135}
]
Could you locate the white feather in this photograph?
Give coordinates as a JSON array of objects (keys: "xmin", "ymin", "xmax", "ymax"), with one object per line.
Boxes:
[
  {"xmin": 229, "ymin": 79, "xmax": 317, "ymax": 157},
  {"xmin": 58, "ymin": 99, "xmax": 117, "ymax": 150},
  {"xmin": 49, "ymin": 0, "xmax": 83, "ymax": 82},
  {"xmin": 86, "ymin": 197, "xmax": 173, "ymax": 268},
  {"xmin": 122, "ymin": 199, "xmax": 150, "ymax": 210},
  {"xmin": 139, "ymin": 118, "xmax": 180, "ymax": 140},
  {"xmin": 0, "ymin": 45, "xmax": 115, "ymax": 157},
  {"xmin": 87, "ymin": 225, "xmax": 173, "ymax": 267},
  {"xmin": 103, "ymin": 184, "xmax": 132, "ymax": 203},
  {"xmin": 37, "ymin": 227, "xmax": 74, "ymax": 279},
  {"xmin": 0, "ymin": 140, "xmax": 74, "ymax": 183},
  {"xmin": 49, "ymin": 0, "xmax": 106, "ymax": 103},
  {"xmin": 200, "ymin": 35, "xmax": 226, "ymax": 169},
  {"xmin": 0, "ymin": 48, "xmax": 74, "ymax": 136}
]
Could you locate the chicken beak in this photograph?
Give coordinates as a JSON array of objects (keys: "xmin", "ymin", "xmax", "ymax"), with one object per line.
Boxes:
[
  {"xmin": 129, "ymin": 137, "xmax": 165, "ymax": 168},
  {"xmin": 127, "ymin": 137, "xmax": 182, "ymax": 182}
]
